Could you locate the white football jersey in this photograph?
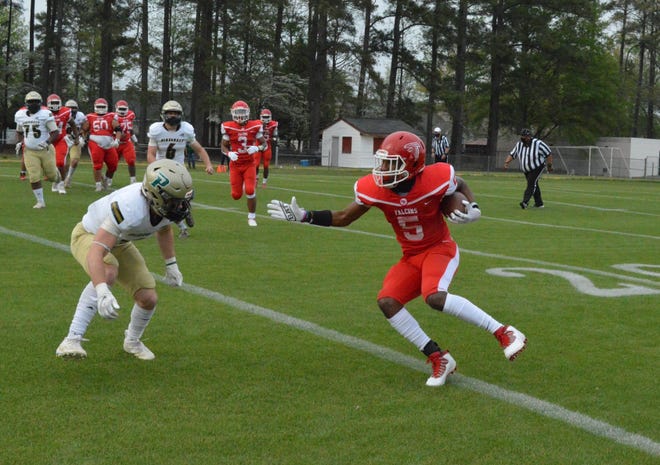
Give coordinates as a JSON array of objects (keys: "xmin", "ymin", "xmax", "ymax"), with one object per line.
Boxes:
[
  {"xmin": 15, "ymin": 107, "xmax": 58, "ymax": 150},
  {"xmin": 72, "ymin": 111, "xmax": 87, "ymax": 129},
  {"xmin": 81, "ymin": 183, "xmax": 172, "ymax": 242},
  {"xmin": 147, "ymin": 121, "xmax": 197, "ymax": 164}
]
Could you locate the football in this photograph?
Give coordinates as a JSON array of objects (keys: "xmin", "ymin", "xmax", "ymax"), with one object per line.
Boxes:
[{"xmin": 440, "ymin": 191, "xmax": 468, "ymax": 218}]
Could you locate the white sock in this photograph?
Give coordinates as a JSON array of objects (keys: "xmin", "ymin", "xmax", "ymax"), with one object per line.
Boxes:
[
  {"xmin": 67, "ymin": 282, "xmax": 97, "ymax": 337},
  {"xmin": 178, "ymin": 221, "xmax": 187, "ymax": 231},
  {"xmin": 33, "ymin": 188, "xmax": 44, "ymax": 203},
  {"xmin": 67, "ymin": 166, "xmax": 77, "ymax": 178},
  {"xmin": 130, "ymin": 176, "xmax": 136, "ymax": 183},
  {"xmin": 387, "ymin": 308, "xmax": 431, "ymax": 351},
  {"xmin": 443, "ymin": 293, "xmax": 502, "ymax": 332},
  {"xmin": 125, "ymin": 304, "xmax": 154, "ymax": 340},
  {"xmin": 248, "ymin": 212, "xmax": 256, "ymax": 220}
]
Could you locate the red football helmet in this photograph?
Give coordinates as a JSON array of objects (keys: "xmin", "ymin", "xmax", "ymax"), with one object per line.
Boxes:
[
  {"xmin": 115, "ymin": 100, "xmax": 129, "ymax": 116},
  {"xmin": 372, "ymin": 131, "xmax": 426, "ymax": 188},
  {"xmin": 260, "ymin": 108, "xmax": 272, "ymax": 124},
  {"xmin": 230, "ymin": 100, "xmax": 250, "ymax": 125},
  {"xmin": 94, "ymin": 98, "xmax": 108, "ymax": 115},
  {"xmin": 47, "ymin": 94, "xmax": 61, "ymax": 111}
]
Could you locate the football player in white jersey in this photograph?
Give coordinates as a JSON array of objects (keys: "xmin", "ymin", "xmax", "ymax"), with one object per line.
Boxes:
[
  {"xmin": 56, "ymin": 159, "xmax": 195, "ymax": 360},
  {"xmin": 14, "ymin": 91, "xmax": 62, "ymax": 209},
  {"xmin": 63, "ymin": 100, "xmax": 88, "ymax": 188},
  {"xmin": 147, "ymin": 100, "xmax": 214, "ymax": 238}
]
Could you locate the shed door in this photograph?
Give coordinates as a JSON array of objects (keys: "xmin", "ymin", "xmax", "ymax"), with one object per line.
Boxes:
[{"xmin": 330, "ymin": 137, "xmax": 340, "ymax": 167}]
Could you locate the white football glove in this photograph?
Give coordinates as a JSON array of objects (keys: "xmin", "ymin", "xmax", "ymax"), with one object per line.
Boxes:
[
  {"xmin": 246, "ymin": 145, "xmax": 259, "ymax": 155},
  {"xmin": 109, "ymin": 138, "xmax": 120, "ymax": 149},
  {"xmin": 37, "ymin": 141, "xmax": 49, "ymax": 150},
  {"xmin": 15, "ymin": 142, "xmax": 22, "ymax": 156},
  {"xmin": 131, "ymin": 134, "xmax": 138, "ymax": 143},
  {"xmin": 96, "ymin": 283, "xmax": 120, "ymax": 319},
  {"xmin": 267, "ymin": 196, "xmax": 307, "ymax": 222},
  {"xmin": 164, "ymin": 261, "xmax": 183, "ymax": 287},
  {"xmin": 448, "ymin": 200, "xmax": 481, "ymax": 224},
  {"xmin": 227, "ymin": 151, "xmax": 238, "ymax": 161},
  {"xmin": 64, "ymin": 134, "xmax": 75, "ymax": 147},
  {"xmin": 78, "ymin": 136, "xmax": 86, "ymax": 147}
]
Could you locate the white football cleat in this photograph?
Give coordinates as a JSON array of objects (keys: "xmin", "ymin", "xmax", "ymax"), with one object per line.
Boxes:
[
  {"xmin": 248, "ymin": 218, "xmax": 257, "ymax": 227},
  {"xmin": 33, "ymin": 202, "xmax": 46, "ymax": 209},
  {"xmin": 425, "ymin": 350, "xmax": 457, "ymax": 387},
  {"xmin": 495, "ymin": 325, "xmax": 527, "ymax": 361},
  {"xmin": 56, "ymin": 335, "xmax": 87, "ymax": 359},
  {"xmin": 58, "ymin": 182, "xmax": 67, "ymax": 194},
  {"xmin": 123, "ymin": 332, "xmax": 155, "ymax": 360}
]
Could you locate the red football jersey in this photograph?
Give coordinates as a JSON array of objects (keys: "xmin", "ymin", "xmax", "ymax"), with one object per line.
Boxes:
[
  {"xmin": 262, "ymin": 120, "xmax": 278, "ymax": 146},
  {"xmin": 221, "ymin": 119, "xmax": 263, "ymax": 165},
  {"xmin": 86, "ymin": 112, "xmax": 118, "ymax": 137},
  {"xmin": 355, "ymin": 163, "xmax": 458, "ymax": 256},
  {"xmin": 52, "ymin": 107, "xmax": 72, "ymax": 143},
  {"xmin": 116, "ymin": 110, "xmax": 136, "ymax": 142}
]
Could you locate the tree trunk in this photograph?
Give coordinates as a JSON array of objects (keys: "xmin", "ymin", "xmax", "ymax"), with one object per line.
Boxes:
[
  {"xmin": 99, "ymin": 0, "xmax": 113, "ymax": 99},
  {"xmin": 191, "ymin": 0, "xmax": 213, "ymax": 145},
  {"xmin": 161, "ymin": 0, "xmax": 172, "ymax": 101},
  {"xmin": 450, "ymin": 0, "xmax": 467, "ymax": 157},
  {"xmin": 486, "ymin": 1, "xmax": 504, "ymax": 158},
  {"xmin": 385, "ymin": 0, "xmax": 403, "ymax": 118},
  {"xmin": 356, "ymin": 0, "xmax": 373, "ymax": 117},
  {"xmin": 139, "ymin": 0, "xmax": 149, "ymax": 142}
]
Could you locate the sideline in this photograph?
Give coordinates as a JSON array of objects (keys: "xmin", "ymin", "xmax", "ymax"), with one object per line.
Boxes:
[{"xmin": 1, "ymin": 224, "xmax": 658, "ymax": 457}]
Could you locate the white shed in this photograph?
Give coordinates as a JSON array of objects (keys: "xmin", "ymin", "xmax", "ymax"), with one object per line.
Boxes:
[
  {"xmin": 596, "ymin": 137, "xmax": 660, "ymax": 178},
  {"xmin": 321, "ymin": 118, "xmax": 422, "ymax": 168}
]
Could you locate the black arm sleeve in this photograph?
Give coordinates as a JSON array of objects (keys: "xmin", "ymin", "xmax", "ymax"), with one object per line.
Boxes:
[{"xmin": 302, "ymin": 210, "xmax": 333, "ymax": 227}]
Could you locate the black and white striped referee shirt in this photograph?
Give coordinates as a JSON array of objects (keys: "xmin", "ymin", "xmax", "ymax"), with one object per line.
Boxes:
[{"xmin": 509, "ymin": 138, "xmax": 552, "ymax": 173}]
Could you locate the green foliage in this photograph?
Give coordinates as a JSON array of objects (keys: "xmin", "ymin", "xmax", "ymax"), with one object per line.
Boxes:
[{"xmin": 0, "ymin": 159, "xmax": 659, "ymax": 464}]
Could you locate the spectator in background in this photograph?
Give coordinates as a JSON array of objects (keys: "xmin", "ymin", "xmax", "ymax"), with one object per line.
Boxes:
[
  {"xmin": 503, "ymin": 128, "xmax": 554, "ymax": 209},
  {"xmin": 431, "ymin": 127, "xmax": 450, "ymax": 163}
]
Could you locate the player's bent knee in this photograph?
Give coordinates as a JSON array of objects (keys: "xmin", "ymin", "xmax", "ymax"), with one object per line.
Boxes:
[
  {"xmin": 134, "ymin": 288, "xmax": 158, "ymax": 310},
  {"xmin": 377, "ymin": 297, "xmax": 403, "ymax": 318},
  {"xmin": 426, "ymin": 291, "xmax": 448, "ymax": 311}
]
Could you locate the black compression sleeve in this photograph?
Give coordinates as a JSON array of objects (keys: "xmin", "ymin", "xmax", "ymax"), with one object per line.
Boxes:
[{"xmin": 303, "ymin": 210, "xmax": 333, "ymax": 227}]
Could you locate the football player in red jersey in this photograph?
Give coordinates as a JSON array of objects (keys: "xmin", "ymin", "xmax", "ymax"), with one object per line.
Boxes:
[
  {"xmin": 46, "ymin": 94, "xmax": 77, "ymax": 194},
  {"xmin": 114, "ymin": 100, "xmax": 138, "ymax": 183},
  {"xmin": 268, "ymin": 131, "xmax": 528, "ymax": 387},
  {"xmin": 81, "ymin": 98, "xmax": 121, "ymax": 192},
  {"xmin": 220, "ymin": 100, "xmax": 267, "ymax": 227},
  {"xmin": 254, "ymin": 108, "xmax": 278, "ymax": 187}
]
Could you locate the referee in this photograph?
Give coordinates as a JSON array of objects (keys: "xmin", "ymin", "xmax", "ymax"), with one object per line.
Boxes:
[
  {"xmin": 431, "ymin": 127, "xmax": 450, "ymax": 163},
  {"xmin": 503, "ymin": 128, "xmax": 554, "ymax": 209}
]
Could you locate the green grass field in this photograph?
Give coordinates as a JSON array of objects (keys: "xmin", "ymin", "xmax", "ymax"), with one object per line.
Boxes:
[{"xmin": 1, "ymin": 157, "xmax": 658, "ymax": 465}]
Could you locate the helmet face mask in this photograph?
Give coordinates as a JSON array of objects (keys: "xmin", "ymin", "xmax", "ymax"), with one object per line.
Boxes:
[
  {"xmin": 142, "ymin": 159, "xmax": 194, "ymax": 223},
  {"xmin": 231, "ymin": 100, "xmax": 250, "ymax": 125},
  {"xmin": 372, "ymin": 131, "xmax": 426, "ymax": 188},
  {"xmin": 47, "ymin": 94, "xmax": 61, "ymax": 111},
  {"xmin": 115, "ymin": 100, "xmax": 129, "ymax": 117},
  {"xmin": 161, "ymin": 100, "xmax": 183, "ymax": 126},
  {"xmin": 260, "ymin": 109, "xmax": 272, "ymax": 124},
  {"xmin": 25, "ymin": 91, "xmax": 42, "ymax": 113},
  {"xmin": 94, "ymin": 98, "xmax": 108, "ymax": 115}
]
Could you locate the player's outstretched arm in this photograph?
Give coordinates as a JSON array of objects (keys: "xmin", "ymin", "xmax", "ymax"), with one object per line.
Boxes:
[{"xmin": 267, "ymin": 197, "xmax": 369, "ymax": 227}]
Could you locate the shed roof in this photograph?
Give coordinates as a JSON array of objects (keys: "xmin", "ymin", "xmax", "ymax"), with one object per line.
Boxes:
[{"xmin": 328, "ymin": 118, "xmax": 422, "ymax": 137}]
